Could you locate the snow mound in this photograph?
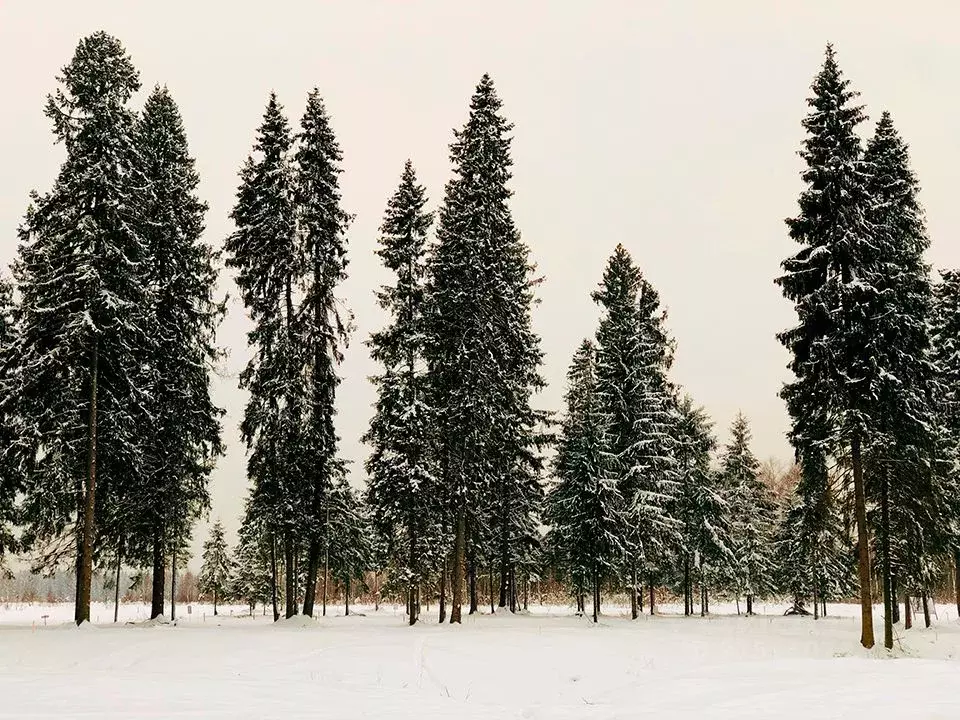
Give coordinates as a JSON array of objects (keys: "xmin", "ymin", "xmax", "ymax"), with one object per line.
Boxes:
[{"xmin": 274, "ymin": 614, "xmax": 319, "ymax": 628}]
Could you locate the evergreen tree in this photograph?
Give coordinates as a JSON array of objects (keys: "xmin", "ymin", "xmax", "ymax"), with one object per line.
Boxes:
[
  {"xmin": 777, "ymin": 44, "xmax": 878, "ymax": 647},
  {"xmin": 592, "ymin": 244, "xmax": 678, "ymax": 619},
  {"xmin": 673, "ymin": 395, "xmax": 730, "ymax": 616},
  {"xmin": 232, "ymin": 517, "xmax": 272, "ymax": 617},
  {"xmin": 364, "ymin": 161, "xmax": 437, "ymax": 625},
  {"xmin": 326, "ymin": 477, "xmax": 373, "ymax": 616},
  {"xmin": 11, "ymin": 32, "xmax": 152, "ymax": 624},
  {"xmin": 133, "ymin": 85, "xmax": 224, "ymax": 619},
  {"xmin": 545, "ymin": 339, "xmax": 625, "ymax": 622},
  {"xmin": 199, "ymin": 520, "xmax": 232, "ymax": 615},
  {"xmin": 0, "ymin": 278, "xmax": 18, "ymax": 574},
  {"xmin": 294, "ymin": 90, "xmax": 352, "ymax": 618},
  {"xmin": 720, "ymin": 413, "xmax": 778, "ymax": 614},
  {"xmin": 225, "ymin": 93, "xmax": 303, "ymax": 619},
  {"xmin": 426, "ymin": 75, "xmax": 545, "ymax": 623}
]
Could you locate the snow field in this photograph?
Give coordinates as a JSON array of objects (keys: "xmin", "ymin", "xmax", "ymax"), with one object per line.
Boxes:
[{"xmin": 1, "ymin": 602, "xmax": 959, "ymax": 719}]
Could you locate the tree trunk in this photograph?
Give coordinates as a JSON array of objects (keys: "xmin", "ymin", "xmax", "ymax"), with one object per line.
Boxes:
[
  {"xmin": 954, "ymin": 550, "xmax": 960, "ymax": 620},
  {"xmin": 746, "ymin": 595, "xmax": 753, "ymax": 616},
  {"xmin": 592, "ymin": 567, "xmax": 599, "ymax": 623},
  {"xmin": 904, "ymin": 591, "xmax": 913, "ymax": 630},
  {"xmin": 214, "ymin": 588, "xmax": 218, "ymax": 616},
  {"xmin": 489, "ymin": 564, "xmax": 495, "ymax": 614},
  {"xmin": 450, "ymin": 512, "xmax": 465, "ymax": 624},
  {"xmin": 881, "ymin": 466, "xmax": 894, "ymax": 649},
  {"xmin": 270, "ymin": 532, "xmax": 280, "ymax": 622},
  {"xmin": 813, "ymin": 581, "xmax": 819, "ymax": 620},
  {"xmin": 322, "ymin": 521, "xmax": 330, "ymax": 617},
  {"xmin": 439, "ymin": 554, "xmax": 447, "ymax": 624},
  {"xmin": 630, "ymin": 562, "xmax": 638, "ymax": 620},
  {"xmin": 684, "ymin": 556, "xmax": 691, "ymax": 616},
  {"xmin": 499, "ymin": 559, "xmax": 508, "ymax": 608},
  {"xmin": 851, "ymin": 434, "xmax": 875, "ymax": 648},
  {"xmin": 150, "ymin": 528, "xmax": 165, "ymax": 619},
  {"xmin": 171, "ymin": 544, "xmax": 177, "ymax": 622},
  {"xmin": 649, "ymin": 577, "xmax": 656, "ymax": 616},
  {"xmin": 821, "ymin": 597, "xmax": 826, "ymax": 618},
  {"xmin": 468, "ymin": 551, "xmax": 478, "ymax": 615},
  {"xmin": 114, "ymin": 537, "xmax": 123, "ymax": 623},
  {"xmin": 302, "ymin": 540, "xmax": 321, "ymax": 617},
  {"xmin": 922, "ymin": 591, "xmax": 931, "ymax": 628},
  {"xmin": 523, "ymin": 573, "xmax": 528, "ymax": 611},
  {"xmin": 76, "ymin": 338, "xmax": 99, "ymax": 626},
  {"xmin": 891, "ymin": 574, "xmax": 900, "ymax": 624},
  {"xmin": 284, "ymin": 531, "xmax": 296, "ymax": 618},
  {"xmin": 345, "ymin": 576, "xmax": 350, "ymax": 616}
]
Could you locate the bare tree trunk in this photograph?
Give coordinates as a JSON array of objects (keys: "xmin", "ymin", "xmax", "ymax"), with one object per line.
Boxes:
[
  {"xmin": 630, "ymin": 562, "xmax": 638, "ymax": 620},
  {"xmin": 891, "ymin": 574, "xmax": 900, "ymax": 624},
  {"xmin": 881, "ymin": 466, "xmax": 894, "ymax": 649},
  {"xmin": 822, "ymin": 597, "xmax": 826, "ymax": 618},
  {"xmin": 439, "ymin": 554, "xmax": 447, "ymax": 623},
  {"xmin": 450, "ymin": 512, "xmax": 465, "ymax": 624},
  {"xmin": 813, "ymin": 582, "xmax": 819, "ymax": 620},
  {"xmin": 76, "ymin": 338, "xmax": 99, "ymax": 626},
  {"xmin": 468, "ymin": 550, "xmax": 478, "ymax": 615},
  {"xmin": 284, "ymin": 531, "xmax": 296, "ymax": 618},
  {"xmin": 851, "ymin": 435, "xmax": 875, "ymax": 648},
  {"xmin": 171, "ymin": 543, "xmax": 177, "ymax": 622},
  {"xmin": 345, "ymin": 576, "xmax": 350, "ymax": 616},
  {"xmin": 489, "ymin": 562, "xmax": 495, "ymax": 614},
  {"xmin": 270, "ymin": 532, "xmax": 279, "ymax": 622},
  {"xmin": 523, "ymin": 573, "xmax": 528, "ymax": 611},
  {"xmin": 302, "ymin": 540, "xmax": 320, "ymax": 617},
  {"xmin": 150, "ymin": 528, "xmax": 165, "ymax": 619},
  {"xmin": 322, "ymin": 521, "xmax": 330, "ymax": 617},
  {"xmin": 922, "ymin": 591, "xmax": 931, "ymax": 628},
  {"xmin": 954, "ymin": 550, "xmax": 960, "ymax": 620},
  {"xmin": 649, "ymin": 576, "xmax": 656, "ymax": 616},
  {"xmin": 592, "ymin": 567, "xmax": 599, "ymax": 623},
  {"xmin": 904, "ymin": 590, "xmax": 913, "ymax": 630},
  {"xmin": 683, "ymin": 556, "xmax": 691, "ymax": 616},
  {"xmin": 114, "ymin": 536, "xmax": 123, "ymax": 623}
]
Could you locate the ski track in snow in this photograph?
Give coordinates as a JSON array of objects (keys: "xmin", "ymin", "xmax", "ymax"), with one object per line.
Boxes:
[{"xmin": 1, "ymin": 601, "xmax": 959, "ymax": 719}]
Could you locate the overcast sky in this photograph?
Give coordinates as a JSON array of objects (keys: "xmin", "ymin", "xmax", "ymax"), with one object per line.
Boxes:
[{"xmin": 3, "ymin": 1, "xmax": 959, "ymax": 560}]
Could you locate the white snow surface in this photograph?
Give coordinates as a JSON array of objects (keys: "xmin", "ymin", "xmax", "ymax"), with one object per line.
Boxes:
[{"xmin": 2, "ymin": 600, "xmax": 959, "ymax": 719}]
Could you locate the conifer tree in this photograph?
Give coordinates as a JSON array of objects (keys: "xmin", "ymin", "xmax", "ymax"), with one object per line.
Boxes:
[
  {"xmin": 592, "ymin": 244, "xmax": 678, "ymax": 619},
  {"xmin": 720, "ymin": 413, "xmax": 778, "ymax": 614},
  {"xmin": 232, "ymin": 501, "xmax": 273, "ymax": 616},
  {"xmin": 199, "ymin": 520, "xmax": 233, "ymax": 615},
  {"xmin": 426, "ymin": 75, "xmax": 544, "ymax": 623},
  {"xmin": 365, "ymin": 161, "xmax": 437, "ymax": 625},
  {"xmin": 11, "ymin": 32, "xmax": 152, "ymax": 624},
  {"xmin": 777, "ymin": 44, "xmax": 878, "ymax": 647},
  {"xmin": 0, "ymin": 278, "xmax": 18, "ymax": 574},
  {"xmin": 225, "ymin": 93, "xmax": 303, "ymax": 619},
  {"xmin": 133, "ymin": 85, "xmax": 224, "ymax": 619},
  {"xmin": 326, "ymin": 477, "xmax": 373, "ymax": 616},
  {"xmin": 545, "ymin": 339, "xmax": 625, "ymax": 622},
  {"xmin": 294, "ymin": 91, "xmax": 352, "ymax": 617},
  {"xmin": 673, "ymin": 395, "xmax": 730, "ymax": 616}
]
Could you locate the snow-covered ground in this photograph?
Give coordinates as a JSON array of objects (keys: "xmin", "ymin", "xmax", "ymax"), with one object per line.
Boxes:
[{"xmin": 2, "ymin": 600, "xmax": 959, "ymax": 719}]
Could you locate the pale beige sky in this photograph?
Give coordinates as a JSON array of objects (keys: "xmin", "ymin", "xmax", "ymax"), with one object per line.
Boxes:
[{"xmin": 2, "ymin": 1, "xmax": 959, "ymax": 559}]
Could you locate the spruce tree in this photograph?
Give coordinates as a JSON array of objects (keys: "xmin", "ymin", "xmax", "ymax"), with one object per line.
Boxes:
[
  {"xmin": 0, "ymin": 277, "xmax": 18, "ymax": 573},
  {"xmin": 777, "ymin": 44, "xmax": 878, "ymax": 647},
  {"xmin": 592, "ymin": 244, "xmax": 678, "ymax": 619},
  {"xmin": 326, "ymin": 476, "xmax": 373, "ymax": 616},
  {"xmin": 233, "ymin": 506, "xmax": 274, "ymax": 617},
  {"xmin": 11, "ymin": 33, "xmax": 152, "ymax": 624},
  {"xmin": 225, "ymin": 93, "xmax": 303, "ymax": 618},
  {"xmin": 545, "ymin": 339, "xmax": 625, "ymax": 622},
  {"xmin": 720, "ymin": 413, "xmax": 778, "ymax": 614},
  {"xmin": 673, "ymin": 395, "xmax": 730, "ymax": 616},
  {"xmin": 364, "ymin": 161, "xmax": 437, "ymax": 625},
  {"xmin": 426, "ymin": 75, "xmax": 544, "ymax": 623},
  {"xmin": 199, "ymin": 520, "xmax": 233, "ymax": 615},
  {"xmin": 293, "ymin": 91, "xmax": 352, "ymax": 617},
  {"xmin": 134, "ymin": 85, "xmax": 224, "ymax": 619}
]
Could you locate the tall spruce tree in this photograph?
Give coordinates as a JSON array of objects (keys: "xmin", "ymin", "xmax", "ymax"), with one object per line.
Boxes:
[
  {"xmin": 0, "ymin": 278, "xmax": 18, "ymax": 573},
  {"xmin": 592, "ymin": 244, "xmax": 678, "ymax": 619},
  {"xmin": 11, "ymin": 33, "xmax": 152, "ymax": 624},
  {"xmin": 545, "ymin": 339, "xmax": 625, "ymax": 622},
  {"xmin": 720, "ymin": 413, "xmax": 778, "ymax": 614},
  {"xmin": 426, "ymin": 75, "xmax": 544, "ymax": 623},
  {"xmin": 365, "ymin": 161, "xmax": 437, "ymax": 625},
  {"xmin": 777, "ymin": 44, "xmax": 878, "ymax": 647},
  {"xmin": 199, "ymin": 520, "xmax": 232, "ymax": 615},
  {"xmin": 932, "ymin": 269, "xmax": 960, "ymax": 618},
  {"xmin": 293, "ymin": 90, "xmax": 352, "ymax": 618},
  {"xmin": 225, "ymin": 93, "xmax": 303, "ymax": 619},
  {"xmin": 134, "ymin": 86, "xmax": 224, "ymax": 619},
  {"xmin": 861, "ymin": 111, "xmax": 943, "ymax": 647}
]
